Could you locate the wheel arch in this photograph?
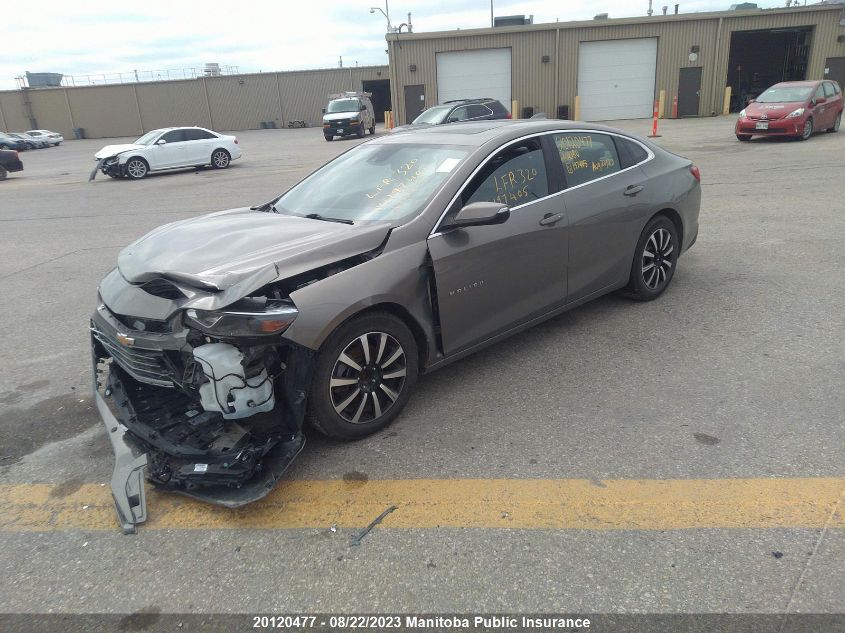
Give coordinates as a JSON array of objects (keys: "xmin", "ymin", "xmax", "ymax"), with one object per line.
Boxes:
[
  {"xmin": 315, "ymin": 302, "xmax": 430, "ymax": 371},
  {"xmin": 650, "ymin": 207, "xmax": 684, "ymax": 247}
]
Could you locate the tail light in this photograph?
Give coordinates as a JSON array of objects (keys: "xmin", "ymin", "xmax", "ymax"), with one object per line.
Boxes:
[
  {"xmin": 506, "ymin": 113, "xmax": 513, "ymax": 119},
  {"xmin": 689, "ymin": 165, "xmax": 701, "ymax": 183}
]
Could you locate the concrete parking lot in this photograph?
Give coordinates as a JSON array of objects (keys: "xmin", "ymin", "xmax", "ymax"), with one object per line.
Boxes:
[{"xmin": 1, "ymin": 118, "xmax": 843, "ymax": 621}]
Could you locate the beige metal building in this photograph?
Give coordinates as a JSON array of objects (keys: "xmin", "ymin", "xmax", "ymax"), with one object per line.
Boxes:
[
  {"xmin": 386, "ymin": 4, "xmax": 845, "ymax": 125},
  {"xmin": 0, "ymin": 66, "xmax": 390, "ymax": 139}
]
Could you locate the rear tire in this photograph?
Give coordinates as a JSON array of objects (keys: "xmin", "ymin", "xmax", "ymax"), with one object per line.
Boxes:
[
  {"xmin": 325, "ymin": 135, "xmax": 333, "ymax": 141},
  {"xmin": 0, "ymin": 166, "xmax": 7, "ymax": 181},
  {"xmin": 621, "ymin": 216, "xmax": 679, "ymax": 301},
  {"xmin": 827, "ymin": 112, "xmax": 841, "ymax": 133},
  {"xmin": 211, "ymin": 148, "xmax": 230, "ymax": 169},
  {"xmin": 125, "ymin": 157, "xmax": 149, "ymax": 179},
  {"xmin": 308, "ymin": 312, "xmax": 418, "ymax": 441},
  {"xmin": 736, "ymin": 134, "xmax": 751, "ymax": 142}
]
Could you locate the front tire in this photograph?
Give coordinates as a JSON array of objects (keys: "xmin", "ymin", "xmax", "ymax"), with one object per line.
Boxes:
[
  {"xmin": 0, "ymin": 166, "xmax": 7, "ymax": 181},
  {"xmin": 799, "ymin": 117, "xmax": 813, "ymax": 140},
  {"xmin": 621, "ymin": 216, "xmax": 679, "ymax": 301},
  {"xmin": 369, "ymin": 122, "xmax": 376, "ymax": 135},
  {"xmin": 736, "ymin": 134, "xmax": 751, "ymax": 142},
  {"xmin": 125, "ymin": 157, "xmax": 149, "ymax": 179},
  {"xmin": 828, "ymin": 112, "xmax": 841, "ymax": 133},
  {"xmin": 211, "ymin": 148, "xmax": 230, "ymax": 169},
  {"xmin": 325, "ymin": 135, "xmax": 333, "ymax": 141},
  {"xmin": 308, "ymin": 312, "xmax": 418, "ymax": 441},
  {"xmin": 356, "ymin": 125, "xmax": 365, "ymax": 138}
]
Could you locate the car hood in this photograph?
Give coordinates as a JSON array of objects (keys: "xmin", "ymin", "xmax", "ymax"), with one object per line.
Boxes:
[
  {"xmin": 117, "ymin": 207, "xmax": 392, "ymax": 292},
  {"xmin": 744, "ymin": 101, "xmax": 806, "ymax": 120},
  {"xmin": 323, "ymin": 112, "xmax": 361, "ymax": 122},
  {"xmin": 95, "ymin": 144, "xmax": 146, "ymax": 159}
]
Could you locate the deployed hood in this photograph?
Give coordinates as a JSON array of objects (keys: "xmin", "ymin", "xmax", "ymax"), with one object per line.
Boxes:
[
  {"xmin": 95, "ymin": 143, "xmax": 146, "ymax": 159},
  {"xmin": 323, "ymin": 111, "xmax": 362, "ymax": 122},
  {"xmin": 744, "ymin": 101, "xmax": 806, "ymax": 120},
  {"xmin": 117, "ymin": 207, "xmax": 392, "ymax": 291}
]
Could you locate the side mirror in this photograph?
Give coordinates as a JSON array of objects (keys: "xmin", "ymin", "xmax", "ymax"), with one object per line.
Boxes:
[
  {"xmin": 360, "ymin": 104, "xmax": 367, "ymax": 111},
  {"xmin": 321, "ymin": 108, "xmax": 326, "ymax": 114},
  {"xmin": 155, "ymin": 139, "xmax": 167, "ymax": 145},
  {"xmin": 447, "ymin": 202, "xmax": 510, "ymax": 229}
]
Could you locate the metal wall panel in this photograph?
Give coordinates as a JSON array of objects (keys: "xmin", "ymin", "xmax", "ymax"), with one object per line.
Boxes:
[
  {"xmin": 0, "ymin": 92, "xmax": 29, "ymax": 132},
  {"xmin": 136, "ymin": 80, "xmax": 211, "ymax": 132},
  {"xmin": 206, "ymin": 74, "xmax": 280, "ymax": 130},
  {"xmin": 0, "ymin": 66, "xmax": 389, "ymax": 137},
  {"xmin": 66, "ymin": 85, "xmax": 140, "ymax": 138}
]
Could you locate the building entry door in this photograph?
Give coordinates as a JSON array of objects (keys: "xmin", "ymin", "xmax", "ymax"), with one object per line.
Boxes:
[
  {"xmin": 825, "ymin": 57, "xmax": 845, "ymax": 93},
  {"xmin": 678, "ymin": 67, "xmax": 702, "ymax": 117},
  {"xmin": 403, "ymin": 84, "xmax": 426, "ymax": 124}
]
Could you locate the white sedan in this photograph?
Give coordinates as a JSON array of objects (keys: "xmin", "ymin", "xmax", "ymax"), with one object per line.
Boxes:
[
  {"xmin": 26, "ymin": 129, "xmax": 64, "ymax": 146},
  {"xmin": 92, "ymin": 127, "xmax": 241, "ymax": 180}
]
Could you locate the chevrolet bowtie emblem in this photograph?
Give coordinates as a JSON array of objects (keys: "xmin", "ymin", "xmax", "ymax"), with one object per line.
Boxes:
[{"xmin": 116, "ymin": 333, "xmax": 135, "ymax": 346}]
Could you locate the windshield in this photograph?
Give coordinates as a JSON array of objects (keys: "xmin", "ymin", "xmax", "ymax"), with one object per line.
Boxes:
[
  {"xmin": 756, "ymin": 86, "xmax": 814, "ymax": 103},
  {"xmin": 275, "ymin": 143, "xmax": 469, "ymax": 223},
  {"xmin": 327, "ymin": 99, "xmax": 361, "ymax": 113},
  {"xmin": 133, "ymin": 130, "xmax": 162, "ymax": 145},
  {"xmin": 413, "ymin": 106, "xmax": 452, "ymax": 125}
]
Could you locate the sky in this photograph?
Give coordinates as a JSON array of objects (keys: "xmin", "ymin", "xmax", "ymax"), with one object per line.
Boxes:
[{"xmin": 2, "ymin": 0, "xmax": 779, "ymax": 90}]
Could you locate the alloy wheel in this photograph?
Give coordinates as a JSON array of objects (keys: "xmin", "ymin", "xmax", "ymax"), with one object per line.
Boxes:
[
  {"xmin": 213, "ymin": 150, "xmax": 230, "ymax": 168},
  {"xmin": 641, "ymin": 228, "xmax": 674, "ymax": 290},
  {"xmin": 126, "ymin": 159, "xmax": 147, "ymax": 178},
  {"xmin": 802, "ymin": 118, "xmax": 813, "ymax": 140},
  {"xmin": 329, "ymin": 332, "xmax": 407, "ymax": 424}
]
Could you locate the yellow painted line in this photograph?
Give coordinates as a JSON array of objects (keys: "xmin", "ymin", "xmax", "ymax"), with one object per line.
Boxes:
[{"xmin": 0, "ymin": 478, "xmax": 842, "ymax": 532}]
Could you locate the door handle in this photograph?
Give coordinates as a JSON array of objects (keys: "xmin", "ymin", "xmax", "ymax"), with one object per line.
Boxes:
[
  {"xmin": 624, "ymin": 185, "xmax": 644, "ymax": 196},
  {"xmin": 539, "ymin": 212, "xmax": 564, "ymax": 226}
]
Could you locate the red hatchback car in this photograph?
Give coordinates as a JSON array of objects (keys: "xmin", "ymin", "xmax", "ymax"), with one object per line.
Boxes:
[{"xmin": 735, "ymin": 80, "xmax": 843, "ymax": 141}]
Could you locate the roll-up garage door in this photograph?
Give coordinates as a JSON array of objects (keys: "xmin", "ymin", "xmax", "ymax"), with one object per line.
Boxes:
[
  {"xmin": 577, "ymin": 38, "xmax": 658, "ymax": 121},
  {"xmin": 436, "ymin": 48, "xmax": 512, "ymax": 112}
]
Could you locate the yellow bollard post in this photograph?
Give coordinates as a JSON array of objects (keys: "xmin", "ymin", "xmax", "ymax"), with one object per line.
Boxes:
[
  {"xmin": 511, "ymin": 100, "xmax": 519, "ymax": 119},
  {"xmin": 658, "ymin": 90, "xmax": 666, "ymax": 118},
  {"xmin": 574, "ymin": 95, "xmax": 580, "ymax": 121},
  {"xmin": 722, "ymin": 87, "xmax": 732, "ymax": 116}
]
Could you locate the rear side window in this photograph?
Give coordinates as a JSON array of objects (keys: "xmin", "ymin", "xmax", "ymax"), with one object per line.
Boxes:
[
  {"xmin": 462, "ymin": 137, "xmax": 549, "ymax": 208},
  {"xmin": 448, "ymin": 106, "xmax": 469, "ymax": 122},
  {"xmin": 487, "ymin": 100, "xmax": 509, "ymax": 117},
  {"xmin": 823, "ymin": 82, "xmax": 836, "ymax": 98},
  {"xmin": 552, "ymin": 132, "xmax": 620, "ymax": 188},
  {"xmin": 467, "ymin": 104, "xmax": 493, "ymax": 119},
  {"xmin": 614, "ymin": 136, "xmax": 650, "ymax": 169},
  {"xmin": 184, "ymin": 129, "xmax": 216, "ymax": 141},
  {"xmin": 814, "ymin": 85, "xmax": 825, "ymax": 101}
]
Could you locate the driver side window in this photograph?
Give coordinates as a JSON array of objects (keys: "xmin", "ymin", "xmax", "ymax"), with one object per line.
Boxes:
[
  {"xmin": 462, "ymin": 138, "xmax": 548, "ymax": 208},
  {"xmin": 161, "ymin": 130, "xmax": 186, "ymax": 143}
]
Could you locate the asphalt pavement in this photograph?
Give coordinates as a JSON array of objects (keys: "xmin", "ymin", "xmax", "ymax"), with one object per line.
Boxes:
[{"xmin": 0, "ymin": 118, "xmax": 843, "ymax": 624}]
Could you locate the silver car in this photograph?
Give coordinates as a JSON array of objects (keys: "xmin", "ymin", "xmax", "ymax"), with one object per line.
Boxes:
[{"xmin": 91, "ymin": 120, "xmax": 700, "ymax": 531}]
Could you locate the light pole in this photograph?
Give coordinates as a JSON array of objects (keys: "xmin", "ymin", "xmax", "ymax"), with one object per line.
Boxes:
[
  {"xmin": 370, "ymin": 1, "xmax": 392, "ymax": 32},
  {"xmin": 490, "ymin": 0, "xmax": 494, "ymax": 27}
]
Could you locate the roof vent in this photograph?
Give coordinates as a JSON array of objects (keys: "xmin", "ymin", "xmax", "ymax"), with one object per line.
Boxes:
[
  {"xmin": 140, "ymin": 278, "xmax": 186, "ymax": 300},
  {"xmin": 594, "ymin": 12, "xmax": 609, "ymax": 19}
]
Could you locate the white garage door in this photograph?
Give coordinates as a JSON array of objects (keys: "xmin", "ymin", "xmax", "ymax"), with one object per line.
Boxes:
[
  {"xmin": 577, "ymin": 38, "xmax": 658, "ymax": 121},
  {"xmin": 436, "ymin": 48, "xmax": 512, "ymax": 112}
]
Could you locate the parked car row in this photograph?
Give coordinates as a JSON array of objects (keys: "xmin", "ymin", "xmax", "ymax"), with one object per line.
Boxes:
[{"xmin": 0, "ymin": 130, "xmax": 63, "ymax": 150}]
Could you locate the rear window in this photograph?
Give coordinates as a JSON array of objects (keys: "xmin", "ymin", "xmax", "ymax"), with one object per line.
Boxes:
[{"xmin": 614, "ymin": 137, "xmax": 649, "ymax": 169}]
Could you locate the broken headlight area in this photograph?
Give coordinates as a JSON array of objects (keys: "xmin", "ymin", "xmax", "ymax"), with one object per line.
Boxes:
[{"xmin": 91, "ymin": 296, "xmax": 312, "ymax": 531}]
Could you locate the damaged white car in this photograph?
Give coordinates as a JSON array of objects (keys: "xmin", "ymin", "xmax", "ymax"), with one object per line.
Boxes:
[{"xmin": 91, "ymin": 126, "xmax": 241, "ymax": 180}]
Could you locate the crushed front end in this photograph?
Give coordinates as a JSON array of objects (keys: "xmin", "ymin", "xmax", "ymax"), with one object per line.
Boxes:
[{"xmin": 91, "ymin": 269, "xmax": 312, "ymax": 533}]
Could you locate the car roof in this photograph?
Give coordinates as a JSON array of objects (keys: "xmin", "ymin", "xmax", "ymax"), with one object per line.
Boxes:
[
  {"xmin": 770, "ymin": 81, "xmax": 822, "ymax": 87},
  {"xmin": 378, "ymin": 119, "xmax": 641, "ymax": 147}
]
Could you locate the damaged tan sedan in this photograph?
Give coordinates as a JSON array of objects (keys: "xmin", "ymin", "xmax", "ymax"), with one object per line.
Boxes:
[{"xmin": 92, "ymin": 120, "xmax": 700, "ymax": 532}]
